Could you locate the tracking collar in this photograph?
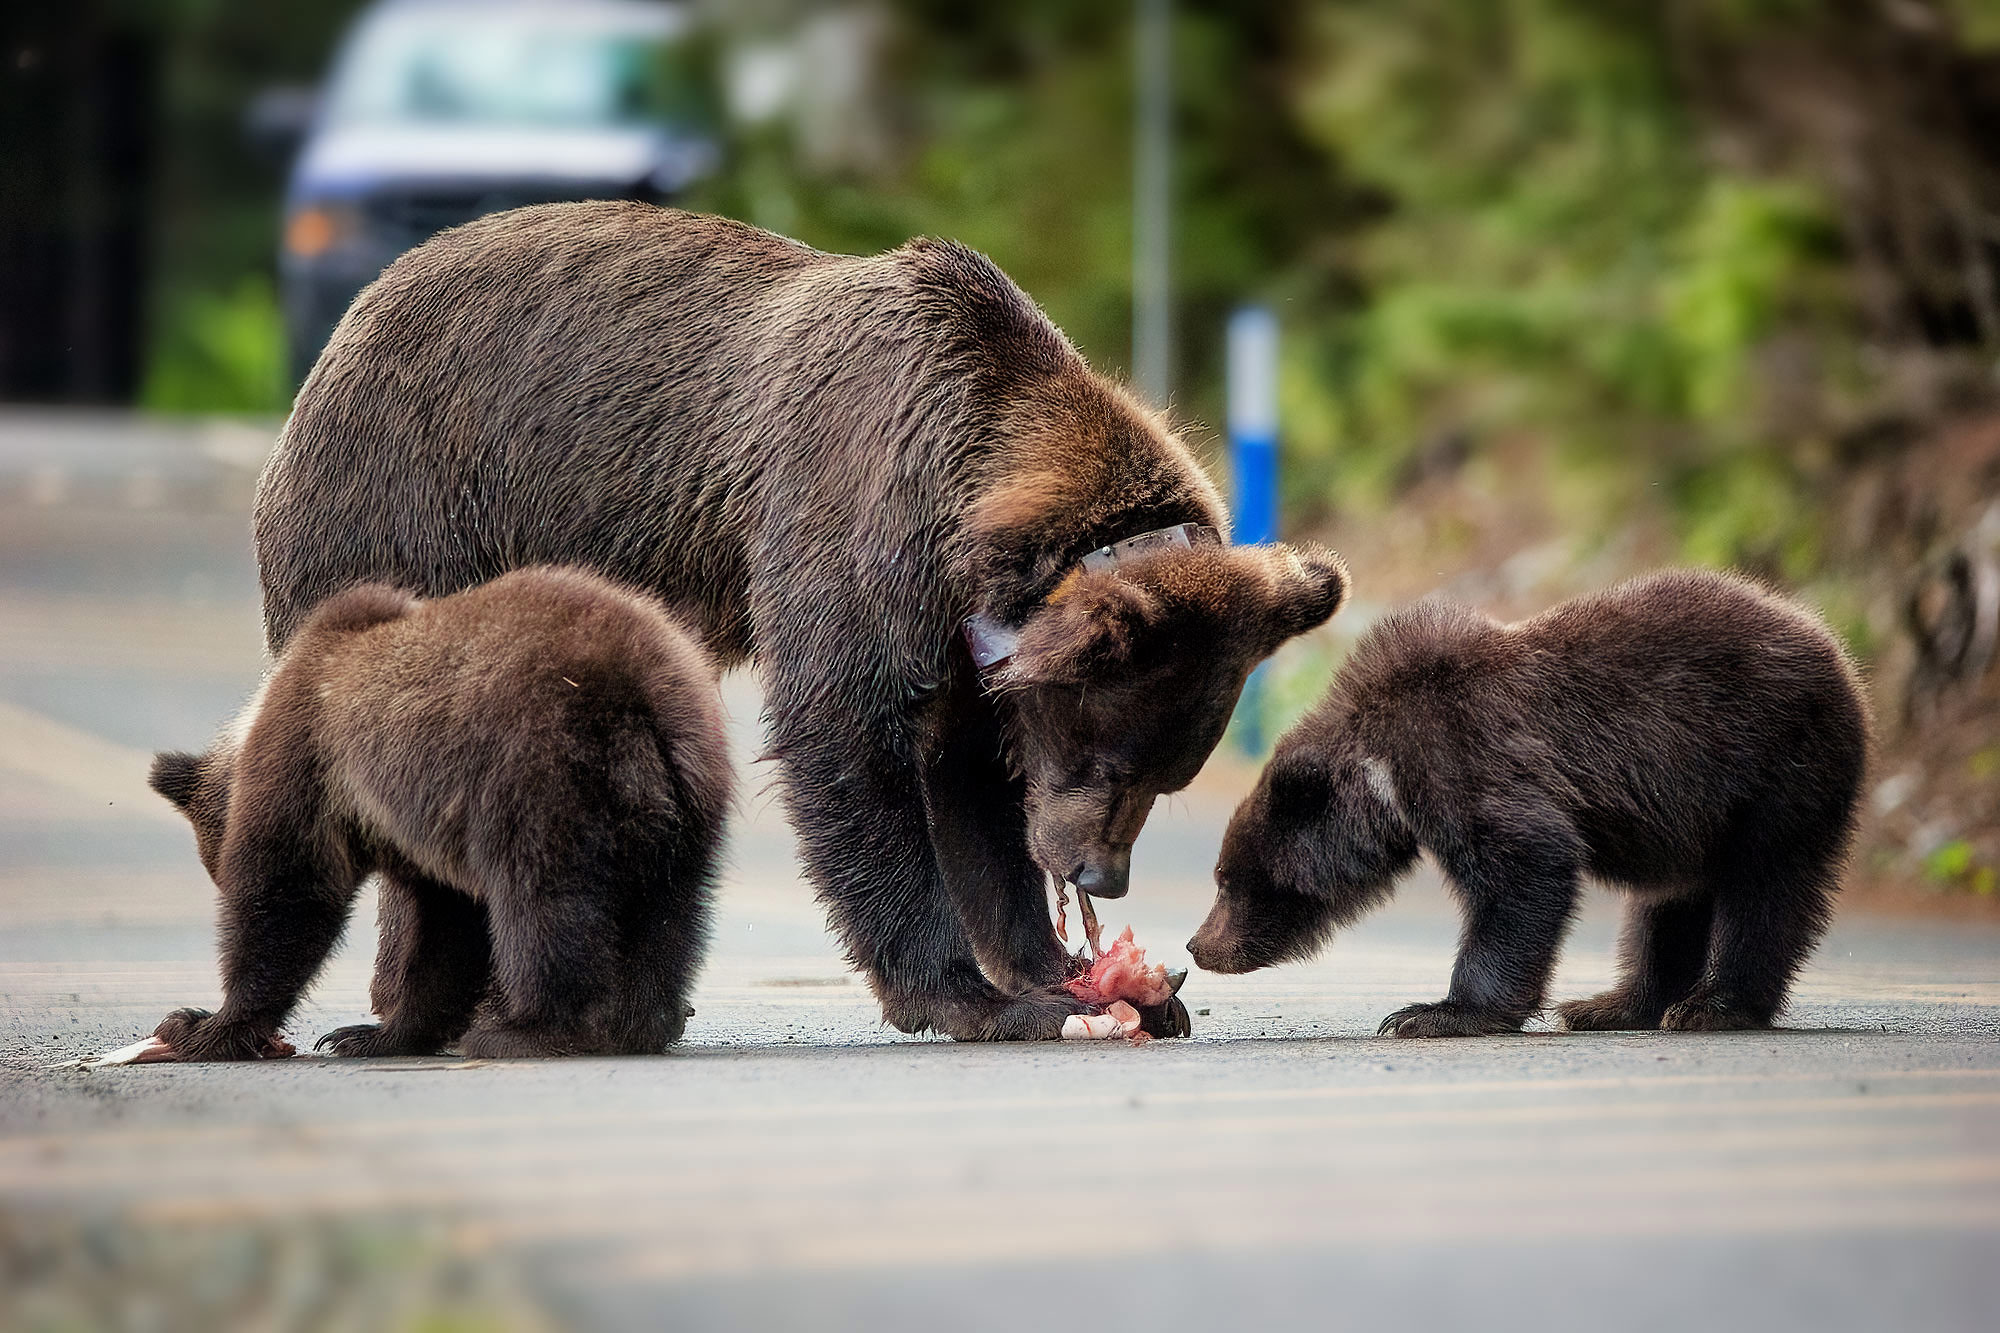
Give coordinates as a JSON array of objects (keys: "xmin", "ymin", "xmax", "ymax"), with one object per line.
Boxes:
[{"xmin": 963, "ymin": 522, "xmax": 1221, "ymax": 677}]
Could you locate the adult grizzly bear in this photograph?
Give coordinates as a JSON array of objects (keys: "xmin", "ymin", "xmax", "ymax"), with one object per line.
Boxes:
[
  {"xmin": 255, "ymin": 202, "xmax": 1350, "ymax": 1042},
  {"xmin": 139, "ymin": 567, "xmax": 731, "ymax": 1061},
  {"xmin": 1190, "ymin": 569, "xmax": 1869, "ymax": 1037}
]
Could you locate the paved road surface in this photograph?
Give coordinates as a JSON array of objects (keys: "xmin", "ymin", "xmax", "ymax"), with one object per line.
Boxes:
[{"xmin": 1, "ymin": 413, "xmax": 1996, "ymax": 1331}]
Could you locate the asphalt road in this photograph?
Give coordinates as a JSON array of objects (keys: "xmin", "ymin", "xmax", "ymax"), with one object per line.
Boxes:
[{"xmin": 1, "ymin": 412, "xmax": 1997, "ymax": 1332}]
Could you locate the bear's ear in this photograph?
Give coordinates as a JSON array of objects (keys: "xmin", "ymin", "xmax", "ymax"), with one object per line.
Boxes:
[
  {"xmin": 1002, "ymin": 576, "xmax": 1161, "ymax": 687},
  {"xmin": 1262, "ymin": 750, "xmax": 1337, "ymax": 826},
  {"xmin": 148, "ymin": 751, "xmax": 204, "ymax": 813},
  {"xmin": 1254, "ymin": 544, "xmax": 1350, "ymax": 651}
]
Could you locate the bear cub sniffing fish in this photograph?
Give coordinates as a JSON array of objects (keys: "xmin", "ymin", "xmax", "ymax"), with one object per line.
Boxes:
[
  {"xmin": 1190, "ymin": 568, "xmax": 1869, "ymax": 1038},
  {"xmin": 113, "ymin": 566, "xmax": 731, "ymax": 1062}
]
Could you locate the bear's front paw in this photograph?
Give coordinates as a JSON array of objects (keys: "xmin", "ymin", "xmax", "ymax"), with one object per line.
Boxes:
[
  {"xmin": 151, "ymin": 1007, "xmax": 295, "ymax": 1062},
  {"xmin": 1660, "ymin": 991, "xmax": 1770, "ymax": 1033},
  {"xmin": 944, "ymin": 986, "xmax": 1094, "ymax": 1042},
  {"xmin": 1377, "ymin": 1001, "xmax": 1522, "ymax": 1039},
  {"xmin": 1556, "ymin": 988, "xmax": 1665, "ymax": 1032},
  {"xmin": 314, "ymin": 1023, "xmax": 447, "ymax": 1058},
  {"xmin": 150, "ymin": 1006, "xmax": 213, "ymax": 1055}
]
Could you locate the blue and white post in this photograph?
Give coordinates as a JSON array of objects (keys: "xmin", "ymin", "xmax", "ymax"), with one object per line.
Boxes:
[{"xmin": 1228, "ymin": 304, "xmax": 1279, "ymax": 756}]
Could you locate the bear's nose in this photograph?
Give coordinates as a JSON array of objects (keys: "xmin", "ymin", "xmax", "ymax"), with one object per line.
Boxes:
[
  {"xmin": 1070, "ymin": 845, "xmax": 1131, "ymax": 899},
  {"xmin": 1186, "ymin": 916, "xmax": 1223, "ymax": 968}
]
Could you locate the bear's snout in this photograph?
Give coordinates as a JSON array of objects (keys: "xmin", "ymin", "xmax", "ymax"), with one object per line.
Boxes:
[
  {"xmin": 1187, "ymin": 898, "xmax": 1243, "ymax": 973},
  {"xmin": 1071, "ymin": 844, "xmax": 1132, "ymax": 899}
]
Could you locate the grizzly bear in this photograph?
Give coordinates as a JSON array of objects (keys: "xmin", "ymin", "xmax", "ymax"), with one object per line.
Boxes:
[
  {"xmin": 141, "ymin": 566, "xmax": 731, "ymax": 1061},
  {"xmin": 253, "ymin": 202, "xmax": 1351, "ymax": 1041},
  {"xmin": 1189, "ymin": 569, "xmax": 1870, "ymax": 1037}
]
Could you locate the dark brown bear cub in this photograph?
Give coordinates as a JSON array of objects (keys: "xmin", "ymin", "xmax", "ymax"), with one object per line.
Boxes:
[
  {"xmin": 142, "ymin": 566, "xmax": 731, "ymax": 1061},
  {"xmin": 1190, "ymin": 569, "xmax": 1869, "ymax": 1038}
]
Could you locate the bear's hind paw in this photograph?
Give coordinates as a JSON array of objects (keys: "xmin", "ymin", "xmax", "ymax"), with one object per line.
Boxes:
[
  {"xmin": 457, "ymin": 1024, "xmax": 584, "ymax": 1059},
  {"xmin": 1378, "ymin": 1001, "xmax": 1522, "ymax": 1039},
  {"xmin": 1660, "ymin": 992, "xmax": 1771, "ymax": 1033},
  {"xmin": 1556, "ymin": 989, "xmax": 1666, "ymax": 1032},
  {"xmin": 315, "ymin": 1023, "xmax": 448, "ymax": 1058}
]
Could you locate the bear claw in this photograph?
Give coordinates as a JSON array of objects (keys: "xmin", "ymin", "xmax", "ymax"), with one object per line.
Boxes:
[{"xmin": 1134, "ymin": 994, "xmax": 1193, "ymax": 1039}]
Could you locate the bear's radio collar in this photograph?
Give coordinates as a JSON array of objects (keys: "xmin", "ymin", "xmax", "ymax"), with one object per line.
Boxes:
[{"xmin": 964, "ymin": 522, "xmax": 1221, "ymax": 677}]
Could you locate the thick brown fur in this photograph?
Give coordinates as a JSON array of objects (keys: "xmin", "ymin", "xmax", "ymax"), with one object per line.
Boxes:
[
  {"xmin": 254, "ymin": 202, "xmax": 1350, "ymax": 1040},
  {"xmin": 146, "ymin": 567, "xmax": 731, "ymax": 1060},
  {"xmin": 1192, "ymin": 568, "xmax": 1871, "ymax": 1038}
]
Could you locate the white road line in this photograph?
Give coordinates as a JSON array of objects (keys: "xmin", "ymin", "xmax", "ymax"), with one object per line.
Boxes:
[{"xmin": 0, "ymin": 699, "xmax": 180, "ymax": 825}]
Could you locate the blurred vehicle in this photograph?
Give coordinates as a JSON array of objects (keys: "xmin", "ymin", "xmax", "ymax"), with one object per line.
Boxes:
[{"xmin": 273, "ymin": 0, "xmax": 720, "ymax": 382}]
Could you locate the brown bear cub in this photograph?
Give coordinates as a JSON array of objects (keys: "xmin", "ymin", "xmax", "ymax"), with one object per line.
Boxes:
[
  {"xmin": 140, "ymin": 566, "xmax": 731, "ymax": 1061},
  {"xmin": 1190, "ymin": 568, "xmax": 1870, "ymax": 1038}
]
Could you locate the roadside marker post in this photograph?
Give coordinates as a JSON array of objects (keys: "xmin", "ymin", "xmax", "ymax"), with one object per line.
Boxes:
[{"xmin": 1228, "ymin": 305, "xmax": 1279, "ymax": 757}]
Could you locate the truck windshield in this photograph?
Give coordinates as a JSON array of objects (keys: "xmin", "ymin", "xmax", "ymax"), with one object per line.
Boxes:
[{"xmin": 327, "ymin": 8, "xmax": 708, "ymax": 129}]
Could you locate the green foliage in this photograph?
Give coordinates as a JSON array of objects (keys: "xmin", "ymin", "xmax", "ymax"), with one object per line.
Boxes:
[
  {"xmin": 402, "ymin": 1314, "xmax": 527, "ymax": 1333},
  {"xmin": 139, "ymin": 276, "xmax": 289, "ymax": 415},
  {"xmin": 1284, "ymin": 1, "xmax": 1692, "ymax": 483},
  {"xmin": 1665, "ymin": 180, "xmax": 1846, "ymax": 424},
  {"xmin": 1278, "ymin": 1, "xmax": 1857, "ymax": 568},
  {"xmin": 1673, "ymin": 451, "xmax": 1816, "ymax": 577},
  {"xmin": 1923, "ymin": 838, "xmax": 1996, "ymax": 895},
  {"xmin": 1947, "ymin": 0, "xmax": 2000, "ymax": 49},
  {"xmin": 135, "ymin": 1, "xmax": 369, "ymax": 413},
  {"xmin": 1925, "ymin": 838, "xmax": 1975, "ymax": 881}
]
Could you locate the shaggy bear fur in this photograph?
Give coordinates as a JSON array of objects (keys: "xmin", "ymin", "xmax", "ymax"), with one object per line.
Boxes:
[
  {"xmin": 253, "ymin": 202, "xmax": 1350, "ymax": 1041},
  {"xmin": 145, "ymin": 566, "xmax": 731, "ymax": 1060},
  {"xmin": 1190, "ymin": 568, "xmax": 1870, "ymax": 1037}
]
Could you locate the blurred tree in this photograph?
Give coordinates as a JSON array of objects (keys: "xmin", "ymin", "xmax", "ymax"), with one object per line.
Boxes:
[
  {"xmin": 691, "ymin": 0, "xmax": 1369, "ymax": 464},
  {"xmin": 1275, "ymin": 0, "xmax": 2000, "ymax": 572},
  {"xmin": 1275, "ymin": 1, "xmax": 1857, "ymax": 566},
  {"xmin": 2, "ymin": 1, "xmax": 366, "ymax": 409},
  {"xmin": 136, "ymin": 0, "xmax": 365, "ymax": 414},
  {"xmin": 0, "ymin": 2, "xmax": 155, "ymax": 402}
]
